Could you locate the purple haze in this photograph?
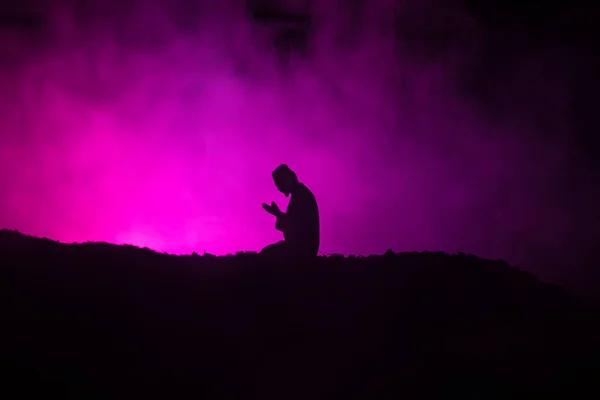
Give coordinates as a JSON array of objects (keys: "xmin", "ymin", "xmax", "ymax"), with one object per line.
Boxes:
[{"xmin": 0, "ymin": 1, "xmax": 598, "ymax": 282}]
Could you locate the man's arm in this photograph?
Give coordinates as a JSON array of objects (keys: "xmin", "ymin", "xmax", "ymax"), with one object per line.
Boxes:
[{"xmin": 275, "ymin": 213, "xmax": 287, "ymax": 232}]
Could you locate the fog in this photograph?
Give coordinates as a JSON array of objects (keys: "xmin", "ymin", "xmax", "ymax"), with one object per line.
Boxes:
[{"xmin": 1, "ymin": 0, "xmax": 597, "ymax": 285}]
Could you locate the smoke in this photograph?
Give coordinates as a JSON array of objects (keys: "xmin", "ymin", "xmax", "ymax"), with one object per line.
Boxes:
[{"xmin": 0, "ymin": 0, "xmax": 597, "ymax": 283}]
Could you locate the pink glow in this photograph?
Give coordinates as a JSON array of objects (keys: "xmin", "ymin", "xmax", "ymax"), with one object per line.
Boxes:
[{"xmin": 0, "ymin": 1, "xmax": 598, "ymax": 280}]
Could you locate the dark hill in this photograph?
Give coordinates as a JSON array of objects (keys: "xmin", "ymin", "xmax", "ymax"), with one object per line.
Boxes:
[{"xmin": 1, "ymin": 229, "xmax": 598, "ymax": 398}]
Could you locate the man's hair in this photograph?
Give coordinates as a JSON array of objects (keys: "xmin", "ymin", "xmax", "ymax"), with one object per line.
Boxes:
[{"xmin": 272, "ymin": 164, "xmax": 298, "ymax": 183}]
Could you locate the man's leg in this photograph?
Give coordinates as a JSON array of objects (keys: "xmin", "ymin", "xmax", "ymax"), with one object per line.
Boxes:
[{"xmin": 260, "ymin": 241, "xmax": 289, "ymax": 258}]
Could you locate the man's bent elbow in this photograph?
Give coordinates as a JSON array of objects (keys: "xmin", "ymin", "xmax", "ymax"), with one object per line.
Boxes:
[{"xmin": 275, "ymin": 216, "xmax": 287, "ymax": 232}]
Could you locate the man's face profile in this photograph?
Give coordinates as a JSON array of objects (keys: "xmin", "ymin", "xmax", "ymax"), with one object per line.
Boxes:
[
  {"xmin": 274, "ymin": 177, "xmax": 290, "ymax": 197},
  {"xmin": 272, "ymin": 164, "xmax": 295, "ymax": 197}
]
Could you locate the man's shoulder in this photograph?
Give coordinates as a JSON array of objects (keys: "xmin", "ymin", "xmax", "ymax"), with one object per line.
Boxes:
[
  {"xmin": 297, "ymin": 183, "xmax": 316, "ymax": 201},
  {"xmin": 297, "ymin": 182, "xmax": 311, "ymax": 193}
]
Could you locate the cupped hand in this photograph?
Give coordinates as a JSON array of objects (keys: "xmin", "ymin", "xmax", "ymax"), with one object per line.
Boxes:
[{"xmin": 262, "ymin": 201, "xmax": 282, "ymax": 216}]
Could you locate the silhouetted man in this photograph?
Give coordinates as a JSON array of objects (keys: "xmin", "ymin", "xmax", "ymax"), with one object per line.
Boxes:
[{"xmin": 260, "ymin": 164, "xmax": 320, "ymax": 258}]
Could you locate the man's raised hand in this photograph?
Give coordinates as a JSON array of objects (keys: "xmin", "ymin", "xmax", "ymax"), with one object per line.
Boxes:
[{"xmin": 262, "ymin": 201, "xmax": 282, "ymax": 217}]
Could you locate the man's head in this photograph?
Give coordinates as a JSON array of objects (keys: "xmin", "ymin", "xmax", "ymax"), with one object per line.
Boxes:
[{"xmin": 272, "ymin": 164, "xmax": 298, "ymax": 197}]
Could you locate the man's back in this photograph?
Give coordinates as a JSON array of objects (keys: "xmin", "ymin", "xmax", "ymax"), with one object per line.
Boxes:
[{"xmin": 283, "ymin": 183, "xmax": 320, "ymax": 256}]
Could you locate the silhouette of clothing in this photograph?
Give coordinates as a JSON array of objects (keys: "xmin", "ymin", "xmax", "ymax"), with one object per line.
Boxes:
[
  {"xmin": 260, "ymin": 240, "xmax": 291, "ymax": 259},
  {"xmin": 261, "ymin": 181, "xmax": 320, "ymax": 258}
]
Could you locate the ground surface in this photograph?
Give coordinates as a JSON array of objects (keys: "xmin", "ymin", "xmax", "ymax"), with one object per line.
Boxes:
[{"xmin": 1, "ymin": 229, "xmax": 599, "ymax": 398}]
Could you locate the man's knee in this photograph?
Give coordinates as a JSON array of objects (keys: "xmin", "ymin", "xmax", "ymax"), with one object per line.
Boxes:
[{"xmin": 260, "ymin": 241, "xmax": 288, "ymax": 256}]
